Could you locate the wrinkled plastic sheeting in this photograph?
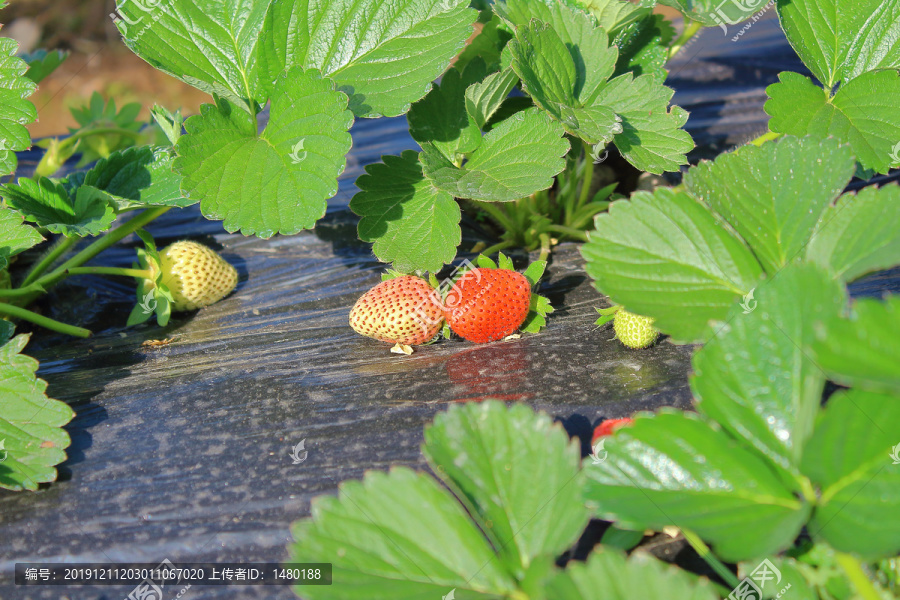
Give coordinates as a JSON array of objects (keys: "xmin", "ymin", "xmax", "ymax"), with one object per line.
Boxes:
[{"xmin": 1, "ymin": 13, "xmax": 899, "ymax": 600}]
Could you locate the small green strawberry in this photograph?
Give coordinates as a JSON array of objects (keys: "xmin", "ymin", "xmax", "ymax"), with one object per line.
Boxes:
[
  {"xmin": 157, "ymin": 241, "xmax": 238, "ymax": 311},
  {"xmin": 596, "ymin": 305, "xmax": 659, "ymax": 348},
  {"xmin": 350, "ymin": 275, "xmax": 443, "ymax": 346},
  {"xmin": 443, "ymin": 253, "xmax": 552, "ymax": 344}
]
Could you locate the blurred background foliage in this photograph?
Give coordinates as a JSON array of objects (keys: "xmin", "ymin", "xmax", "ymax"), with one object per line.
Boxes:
[
  {"xmin": 0, "ymin": 0, "xmax": 207, "ymax": 137},
  {"xmin": 0, "ymin": 0, "xmax": 678, "ymax": 138}
]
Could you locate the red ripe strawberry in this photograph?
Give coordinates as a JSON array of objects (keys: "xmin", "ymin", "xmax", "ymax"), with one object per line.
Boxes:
[
  {"xmin": 349, "ymin": 276, "xmax": 443, "ymax": 345},
  {"xmin": 444, "ymin": 268, "xmax": 532, "ymax": 343},
  {"xmin": 591, "ymin": 418, "xmax": 634, "ymax": 444}
]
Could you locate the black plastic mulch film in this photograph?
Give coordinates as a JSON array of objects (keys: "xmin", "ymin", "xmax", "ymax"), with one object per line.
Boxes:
[{"xmin": 1, "ymin": 13, "xmax": 899, "ymax": 600}]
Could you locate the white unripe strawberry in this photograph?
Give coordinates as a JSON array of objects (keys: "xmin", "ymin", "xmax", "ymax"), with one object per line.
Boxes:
[{"xmin": 155, "ymin": 241, "xmax": 238, "ymax": 311}]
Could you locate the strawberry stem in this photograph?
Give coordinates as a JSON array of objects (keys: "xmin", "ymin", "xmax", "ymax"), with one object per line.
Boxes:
[
  {"xmin": 65, "ymin": 267, "xmax": 153, "ymax": 279},
  {"xmin": 835, "ymin": 551, "xmax": 883, "ymax": 600},
  {"xmin": 537, "ymin": 233, "xmax": 551, "ymax": 262},
  {"xmin": 0, "ymin": 302, "xmax": 92, "ymax": 338},
  {"xmin": 681, "ymin": 529, "xmax": 741, "ymax": 589},
  {"xmin": 577, "ymin": 140, "xmax": 594, "ymax": 211},
  {"xmin": 479, "ymin": 240, "xmax": 516, "ymax": 258},
  {"xmin": 0, "ymin": 283, "xmax": 45, "ymax": 298},
  {"xmin": 749, "ymin": 130, "xmax": 782, "ymax": 146},
  {"xmin": 667, "ymin": 19, "xmax": 702, "ymax": 61},
  {"xmin": 11, "ymin": 207, "xmax": 170, "ymax": 309},
  {"xmin": 545, "ymin": 224, "xmax": 588, "ymax": 242},
  {"xmin": 53, "ymin": 127, "xmax": 143, "ymax": 151},
  {"xmin": 21, "ymin": 235, "xmax": 80, "ymax": 287},
  {"xmin": 33, "ymin": 207, "xmax": 170, "ymax": 290}
]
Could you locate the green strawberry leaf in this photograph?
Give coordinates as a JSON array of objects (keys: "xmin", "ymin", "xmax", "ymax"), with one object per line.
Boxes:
[
  {"xmin": 0, "ymin": 334, "xmax": 75, "ymax": 491},
  {"xmin": 0, "ymin": 38, "xmax": 38, "ymax": 178},
  {"xmin": 407, "ymin": 59, "xmax": 487, "ymax": 162},
  {"xmin": 116, "ymin": 0, "xmax": 270, "ymax": 111},
  {"xmin": 659, "ymin": 0, "xmax": 769, "ymax": 27},
  {"xmin": 350, "ymin": 150, "xmax": 461, "ymax": 273},
  {"xmin": 77, "ymin": 146, "xmax": 192, "ymax": 211},
  {"xmin": 685, "ymin": 136, "xmax": 856, "ymax": 275},
  {"xmin": 583, "ymin": 410, "xmax": 811, "ymax": 563},
  {"xmin": 800, "ymin": 389, "xmax": 900, "ymax": 559},
  {"xmin": 150, "ymin": 105, "xmax": 184, "ymax": 147},
  {"xmin": 258, "ymin": 0, "xmax": 477, "ymax": 118},
  {"xmin": 289, "ymin": 467, "xmax": 518, "ymax": 599},
  {"xmin": 465, "ymin": 68, "xmax": 520, "ymax": 130},
  {"xmin": 612, "ymin": 14, "xmax": 675, "ymax": 83},
  {"xmin": 421, "ymin": 107, "xmax": 569, "ymax": 202},
  {"xmin": 424, "ymin": 401, "xmax": 588, "ymax": 578},
  {"xmin": 547, "ymin": 547, "xmax": 720, "ymax": 600},
  {"xmin": 1, "ymin": 177, "xmax": 115, "ymax": 237},
  {"xmin": 521, "ymin": 293, "xmax": 554, "ymax": 333},
  {"xmin": 775, "ymin": 0, "xmax": 900, "ymax": 89},
  {"xmin": 20, "ymin": 49, "xmax": 69, "ymax": 84},
  {"xmin": 806, "ymin": 184, "xmax": 900, "ymax": 283},
  {"xmin": 175, "ymin": 68, "xmax": 353, "ymax": 237},
  {"xmin": 476, "ymin": 254, "xmax": 499, "ymax": 269},
  {"xmin": 737, "ymin": 557, "xmax": 818, "ymax": 600},
  {"xmin": 507, "ymin": 16, "xmax": 622, "ymax": 145},
  {"xmin": 523, "ymin": 260, "xmax": 547, "ymax": 286},
  {"xmin": 577, "ymin": 0, "xmax": 655, "ymax": 37},
  {"xmin": 497, "ymin": 252, "xmax": 515, "ymax": 271},
  {"xmin": 0, "ymin": 206, "xmax": 43, "ymax": 270},
  {"xmin": 500, "ymin": 0, "xmax": 622, "ymax": 104},
  {"xmin": 455, "ymin": 12, "xmax": 513, "ymax": 73},
  {"xmin": 811, "ymin": 296, "xmax": 900, "ymax": 396},
  {"xmin": 61, "ymin": 92, "xmax": 144, "ymax": 170},
  {"xmin": 765, "ymin": 70, "xmax": 900, "ymax": 175},
  {"xmin": 581, "ymin": 188, "xmax": 763, "ymax": 343},
  {"xmin": 591, "ymin": 72, "xmax": 692, "ymax": 174},
  {"xmin": 598, "ymin": 525, "xmax": 644, "ymax": 551},
  {"xmin": 595, "ymin": 305, "xmax": 620, "ymax": 328},
  {"xmin": 691, "ymin": 263, "xmax": 847, "ymax": 476}
]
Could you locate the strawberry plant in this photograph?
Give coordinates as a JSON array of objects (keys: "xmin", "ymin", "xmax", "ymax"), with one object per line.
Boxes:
[
  {"xmin": 34, "ymin": 91, "xmax": 151, "ymax": 177},
  {"xmin": 287, "ymin": 264, "xmax": 899, "ymax": 597},
  {"xmin": 582, "ymin": 135, "xmax": 900, "ymax": 343},
  {"xmin": 0, "ymin": 4, "xmax": 242, "ymax": 490},
  {"xmin": 282, "ymin": 3, "xmax": 900, "ymax": 595},
  {"xmin": 289, "ymin": 400, "xmax": 723, "ymax": 599}
]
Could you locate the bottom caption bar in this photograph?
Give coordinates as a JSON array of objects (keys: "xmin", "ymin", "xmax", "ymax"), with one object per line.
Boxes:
[{"xmin": 15, "ymin": 562, "xmax": 331, "ymax": 586}]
